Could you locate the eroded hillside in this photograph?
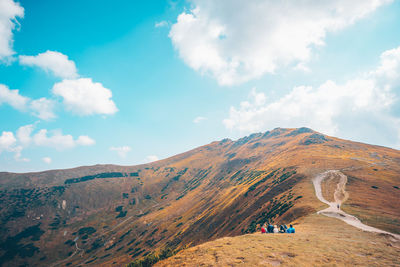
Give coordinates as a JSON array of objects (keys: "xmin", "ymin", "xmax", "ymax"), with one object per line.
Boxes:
[{"xmin": 0, "ymin": 127, "xmax": 399, "ymax": 266}]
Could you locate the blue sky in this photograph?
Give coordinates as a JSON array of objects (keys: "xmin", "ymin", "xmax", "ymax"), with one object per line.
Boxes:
[{"xmin": 1, "ymin": 0, "xmax": 400, "ymax": 172}]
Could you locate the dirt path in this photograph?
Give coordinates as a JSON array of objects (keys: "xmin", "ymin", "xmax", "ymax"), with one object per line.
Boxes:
[{"xmin": 313, "ymin": 170, "xmax": 400, "ymax": 239}]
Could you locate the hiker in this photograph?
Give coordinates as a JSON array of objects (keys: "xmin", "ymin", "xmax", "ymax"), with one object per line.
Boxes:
[
  {"xmin": 261, "ymin": 224, "xmax": 267, "ymax": 233},
  {"xmin": 279, "ymin": 224, "xmax": 287, "ymax": 233},
  {"xmin": 286, "ymin": 224, "xmax": 295, "ymax": 233},
  {"xmin": 273, "ymin": 225, "xmax": 279, "ymax": 233},
  {"xmin": 267, "ymin": 223, "xmax": 274, "ymax": 233},
  {"xmin": 337, "ymin": 204, "xmax": 340, "ymax": 209}
]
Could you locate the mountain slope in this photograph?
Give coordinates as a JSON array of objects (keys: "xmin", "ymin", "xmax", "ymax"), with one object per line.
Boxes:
[
  {"xmin": 0, "ymin": 127, "xmax": 399, "ymax": 266},
  {"xmin": 155, "ymin": 214, "xmax": 400, "ymax": 267}
]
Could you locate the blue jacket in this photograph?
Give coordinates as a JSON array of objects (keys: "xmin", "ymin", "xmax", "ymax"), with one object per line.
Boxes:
[{"xmin": 287, "ymin": 227, "xmax": 295, "ymax": 233}]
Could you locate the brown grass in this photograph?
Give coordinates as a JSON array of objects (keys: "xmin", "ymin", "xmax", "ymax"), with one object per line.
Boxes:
[{"xmin": 156, "ymin": 214, "xmax": 400, "ymax": 266}]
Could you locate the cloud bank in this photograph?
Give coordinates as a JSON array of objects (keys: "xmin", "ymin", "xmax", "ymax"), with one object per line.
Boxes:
[
  {"xmin": 0, "ymin": 124, "xmax": 95, "ymax": 161},
  {"xmin": 21, "ymin": 125, "xmax": 95, "ymax": 150},
  {"xmin": 223, "ymin": 46, "xmax": 400, "ymax": 148},
  {"xmin": 170, "ymin": 0, "xmax": 391, "ymax": 85}
]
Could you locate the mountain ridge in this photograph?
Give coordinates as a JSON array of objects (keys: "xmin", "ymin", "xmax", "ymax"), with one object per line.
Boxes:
[
  {"xmin": 1, "ymin": 127, "xmax": 399, "ymax": 266},
  {"xmin": 2, "ymin": 126, "xmax": 398, "ymax": 178}
]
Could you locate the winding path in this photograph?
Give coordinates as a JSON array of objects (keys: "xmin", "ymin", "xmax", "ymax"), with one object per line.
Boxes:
[{"xmin": 313, "ymin": 170, "xmax": 400, "ymax": 239}]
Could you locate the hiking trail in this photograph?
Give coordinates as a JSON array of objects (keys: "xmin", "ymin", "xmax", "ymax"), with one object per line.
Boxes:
[{"xmin": 313, "ymin": 170, "xmax": 400, "ymax": 239}]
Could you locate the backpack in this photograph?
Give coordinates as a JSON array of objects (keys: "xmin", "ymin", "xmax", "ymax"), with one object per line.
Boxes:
[{"xmin": 267, "ymin": 225, "xmax": 274, "ymax": 233}]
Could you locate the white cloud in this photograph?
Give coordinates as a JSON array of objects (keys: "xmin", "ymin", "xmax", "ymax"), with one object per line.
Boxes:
[
  {"xmin": 170, "ymin": 0, "xmax": 391, "ymax": 85},
  {"xmin": 32, "ymin": 129, "xmax": 94, "ymax": 150},
  {"xmin": 146, "ymin": 155, "xmax": 159, "ymax": 162},
  {"xmin": 110, "ymin": 146, "xmax": 131, "ymax": 158},
  {"xmin": 0, "ymin": 0, "xmax": 24, "ymax": 61},
  {"xmin": 29, "ymin": 97, "xmax": 56, "ymax": 120},
  {"xmin": 42, "ymin": 157, "xmax": 51, "ymax": 164},
  {"xmin": 12, "ymin": 145, "xmax": 28, "ymax": 161},
  {"xmin": 0, "ymin": 84, "xmax": 56, "ymax": 120},
  {"xmin": 0, "ymin": 84, "xmax": 29, "ymax": 111},
  {"xmin": 0, "ymin": 131, "xmax": 16, "ymax": 153},
  {"xmin": 52, "ymin": 78, "xmax": 118, "ymax": 116},
  {"xmin": 17, "ymin": 51, "xmax": 119, "ymax": 118},
  {"xmin": 223, "ymin": 45, "xmax": 400, "ymax": 148},
  {"xmin": 19, "ymin": 50, "xmax": 78, "ymax": 79},
  {"xmin": 0, "ymin": 131, "xmax": 28, "ymax": 161},
  {"xmin": 155, "ymin": 21, "xmax": 168, "ymax": 28},
  {"xmin": 76, "ymin": 135, "xmax": 95, "ymax": 146},
  {"xmin": 2, "ymin": 124, "xmax": 95, "ymax": 160},
  {"xmin": 294, "ymin": 62, "xmax": 311, "ymax": 73},
  {"xmin": 16, "ymin": 124, "xmax": 33, "ymax": 146},
  {"xmin": 193, "ymin": 116, "xmax": 206, "ymax": 123},
  {"xmin": 373, "ymin": 46, "xmax": 400, "ymax": 80},
  {"xmin": 32, "ymin": 129, "xmax": 76, "ymax": 149}
]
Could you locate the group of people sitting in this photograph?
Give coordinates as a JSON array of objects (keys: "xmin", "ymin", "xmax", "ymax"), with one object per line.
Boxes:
[{"xmin": 261, "ymin": 223, "xmax": 295, "ymax": 234}]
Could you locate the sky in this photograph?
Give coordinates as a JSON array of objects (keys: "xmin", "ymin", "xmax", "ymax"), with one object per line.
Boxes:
[{"xmin": 1, "ymin": 0, "xmax": 400, "ymax": 172}]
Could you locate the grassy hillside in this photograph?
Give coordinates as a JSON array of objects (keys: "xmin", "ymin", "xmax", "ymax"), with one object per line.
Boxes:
[
  {"xmin": 156, "ymin": 214, "xmax": 400, "ymax": 266},
  {"xmin": 0, "ymin": 127, "xmax": 399, "ymax": 266}
]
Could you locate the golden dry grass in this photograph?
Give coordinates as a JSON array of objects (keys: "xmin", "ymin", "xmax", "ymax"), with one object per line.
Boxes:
[{"xmin": 156, "ymin": 214, "xmax": 400, "ymax": 267}]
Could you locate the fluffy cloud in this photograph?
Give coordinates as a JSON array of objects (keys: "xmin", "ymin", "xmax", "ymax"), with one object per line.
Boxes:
[
  {"xmin": 1, "ymin": 124, "xmax": 95, "ymax": 160},
  {"xmin": 52, "ymin": 78, "xmax": 118, "ymax": 116},
  {"xmin": 193, "ymin": 116, "xmax": 206, "ymax": 123},
  {"xmin": 1, "ymin": 7, "xmax": 117, "ymax": 119},
  {"xmin": 0, "ymin": 0, "xmax": 24, "ymax": 61},
  {"xmin": 76, "ymin": 135, "xmax": 95, "ymax": 146},
  {"xmin": 42, "ymin": 157, "xmax": 51, "ymax": 164},
  {"xmin": 0, "ymin": 84, "xmax": 56, "ymax": 120},
  {"xmin": 0, "ymin": 131, "xmax": 28, "ymax": 161},
  {"xmin": 110, "ymin": 146, "xmax": 131, "ymax": 158},
  {"xmin": 146, "ymin": 155, "xmax": 159, "ymax": 162},
  {"xmin": 1, "ymin": 71, "xmax": 117, "ymax": 120},
  {"xmin": 19, "ymin": 50, "xmax": 78, "ymax": 79},
  {"xmin": 18, "ymin": 51, "xmax": 119, "ymax": 117},
  {"xmin": 0, "ymin": 131, "xmax": 16, "ymax": 153},
  {"xmin": 29, "ymin": 97, "xmax": 56, "ymax": 120},
  {"xmin": 33, "ymin": 129, "xmax": 95, "ymax": 150},
  {"xmin": 170, "ymin": 0, "xmax": 391, "ymax": 85},
  {"xmin": 16, "ymin": 124, "xmax": 33, "ymax": 146},
  {"xmin": 223, "ymin": 46, "xmax": 400, "ymax": 148},
  {"xmin": 0, "ymin": 84, "xmax": 29, "ymax": 110},
  {"xmin": 12, "ymin": 145, "xmax": 28, "ymax": 161}
]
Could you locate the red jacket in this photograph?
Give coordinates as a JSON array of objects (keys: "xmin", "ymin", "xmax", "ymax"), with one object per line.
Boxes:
[{"xmin": 261, "ymin": 227, "xmax": 266, "ymax": 233}]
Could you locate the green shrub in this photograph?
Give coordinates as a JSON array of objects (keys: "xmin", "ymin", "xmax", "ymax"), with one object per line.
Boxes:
[{"xmin": 126, "ymin": 246, "xmax": 180, "ymax": 267}]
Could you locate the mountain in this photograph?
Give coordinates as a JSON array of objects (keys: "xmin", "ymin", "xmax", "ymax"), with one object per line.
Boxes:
[{"xmin": 0, "ymin": 127, "xmax": 399, "ymax": 266}]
